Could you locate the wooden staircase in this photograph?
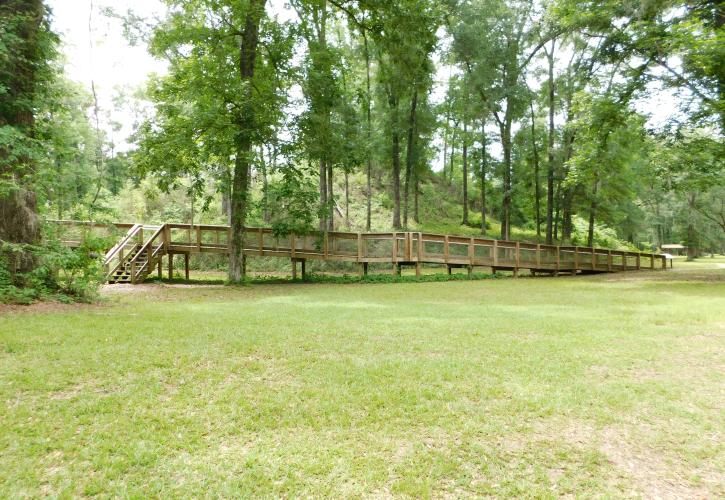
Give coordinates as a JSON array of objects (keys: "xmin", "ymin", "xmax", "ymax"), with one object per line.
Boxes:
[{"xmin": 103, "ymin": 225, "xmax": 166, "ymax": 284}]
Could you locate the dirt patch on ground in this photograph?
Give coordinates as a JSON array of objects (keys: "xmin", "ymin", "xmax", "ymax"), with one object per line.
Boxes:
[
  {"xmin": 599, "ymin": 427, "xmax": 719, "ymax": 499},
  {"xmin": 594, "ymin": 268, "xmax": 725, "ymax": 284},
  {"xmin": 0, "ymin": 300, "xmax": 102, "ymax": 315}
]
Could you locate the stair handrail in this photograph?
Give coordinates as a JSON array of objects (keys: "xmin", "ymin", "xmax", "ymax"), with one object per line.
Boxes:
[
  {"xmin": 128, "ymin": 224, "xmax": 167, "ymax": 283},
  {"xmin": 103, "ymin": 224, "xmax": 143, "ymax": 266}
]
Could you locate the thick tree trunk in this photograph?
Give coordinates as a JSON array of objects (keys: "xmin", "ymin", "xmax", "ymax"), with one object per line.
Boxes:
[
  {"xmin": 0, "ymin": 0, "xmax": 45, "ymax": 281},
  {"xmin": 403, "ymin": 88, "xmax": 418, "ymax": 228},
  {"xmin": 229, "ymin": 0, "xmax": 265, "ymax": 282},
  {"xmin": 462, "ymin": 119, "xmax": 469, "ymax": 226}
]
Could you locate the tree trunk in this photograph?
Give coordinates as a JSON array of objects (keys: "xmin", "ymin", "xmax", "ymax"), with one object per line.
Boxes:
[
  {"xmin": 392, "ymin": 127, "xmax": 401, "ymax": 229},
  {"xmin": 413, "ymin": 174, "xmax": 420, "ymax": 224},
  {"xmin": 686, "ymin": 192, "xmax": 698, "ymax": 261},
  {"xmin": 442, "ymin": 101, "xmax": 450, "ymax": 184},
  {"xmin": 561, "ymin": 186, "xmax": 574, "ymax": 243},
  {"xmin": 388, "ymin": 87, "xmax": 402, "ymax": 230},
  {"xmin": 344, "ymin": 169, "xmax": 350, "ymax": 227},
  {"xmin": 480, "ymin": 119, "xmax": 487, "ymax": 235},
  {"xmin": 462, "ymin": 118, "xmax": 469, "ymax": 225},
  {"xmin": 259, "ymin": 146, "xmax": 270, "ymax": 224},
  {"xmin": 229, "ymin": 0, "xmax": 265, "ymax": 282},
  {"xmin": 0, "ymin": 0, "xmax": 45, "ymax": 281},
  {"xmin": 327, "ymin": 161, "xmax": 334, "ymax": 230},
  {"xmin": 363, "ymin": 29, "xmax": 372, "ymax": 231},
  {"xmin": 529, "ymin": 100, "xmax": 541, "ymax": 239},
  {"xmin": 403, "ymin": 88, "xmax": 418, "ymax": 228},
  {"xmin": 545, "ymin": 40, "xmax": 556, "ymax": 244},
  {"xmin": 319, "ymin": 160, "xmax": 327, "ymax": 230},
  {"xmin": 553, "ymin": 179, "xmax": 561, "ymax": 241},
  {"xmin": 587, "ymin": 173, "xmax": 599, "ymax": 247},
  {"xmin": 450, "ymin": 121, "xmax": 458, "ymax": 186},
  {"xmin": 500, "ymin": 119, "xmax": 512, "ymax": 240}
]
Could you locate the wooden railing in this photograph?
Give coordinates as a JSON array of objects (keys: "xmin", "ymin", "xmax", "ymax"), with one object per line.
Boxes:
[
  {"xmin": 102, "ymin": 224, "xmax": 143, "ymax": 279},
  {"xmin": 128, "ymin": 225, "xmax": 165, "ymax": 283},
  {"xmin": 51, "ymin": 220, "xmax": 669, "ymax": 278}
]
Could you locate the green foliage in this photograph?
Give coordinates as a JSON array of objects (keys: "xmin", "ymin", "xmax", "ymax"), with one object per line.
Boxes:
[
  {"xmin": 267, "ymin": 166, "xmax": 319, "ymax": 236},
  {"xmin": 0, "ymin": 234, "xmax": 108, "ymax": 305}
]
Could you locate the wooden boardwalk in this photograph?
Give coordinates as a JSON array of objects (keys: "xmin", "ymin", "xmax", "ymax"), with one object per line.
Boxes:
[{"xmin": 51, "ymin": 220, "xmax": 669, "ymax": 284}]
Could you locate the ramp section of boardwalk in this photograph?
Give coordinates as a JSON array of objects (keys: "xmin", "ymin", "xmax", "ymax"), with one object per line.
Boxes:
[{"xmin": 51, "ymin": 221, "xmax": 669, "ymax": 284}]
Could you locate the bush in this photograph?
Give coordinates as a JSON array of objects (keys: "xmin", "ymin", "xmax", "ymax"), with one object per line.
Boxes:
[{"xmin": 0, "ymin": 233, "xmax": 109, "ymax": 305}]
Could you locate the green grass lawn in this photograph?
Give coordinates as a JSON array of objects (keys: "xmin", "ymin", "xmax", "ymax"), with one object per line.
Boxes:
[{"xmin": 1, "ymin": 261, "xmax": 723, "ymax": 497}]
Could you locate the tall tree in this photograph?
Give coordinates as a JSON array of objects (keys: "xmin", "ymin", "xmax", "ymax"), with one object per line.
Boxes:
[{"xmin": 0, "ymin": 0, "xmax": 56, "ymax": 279}]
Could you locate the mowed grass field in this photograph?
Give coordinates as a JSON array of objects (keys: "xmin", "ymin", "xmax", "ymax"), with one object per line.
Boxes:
[{"xmin": 1, "ymin": 261, "xmax": 724, "ymax": 497}]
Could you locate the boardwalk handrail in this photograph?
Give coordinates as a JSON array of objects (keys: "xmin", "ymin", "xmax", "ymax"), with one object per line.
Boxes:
[{"xmin": 51, "ymin": 219, "xmax": 669, "ymax": 282}]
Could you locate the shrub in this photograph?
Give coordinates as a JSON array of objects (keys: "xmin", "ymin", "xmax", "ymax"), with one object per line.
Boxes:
[{"xmin": 0, "ymin": 233, "xmax": 109, "ymax": 305}]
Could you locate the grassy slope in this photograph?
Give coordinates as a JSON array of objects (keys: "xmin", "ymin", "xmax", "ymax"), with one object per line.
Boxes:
[
  {"xmin": 1, "ymin": 262, "xmax": 724, "ymax": 497},
  {"xmin": 332, "ymin": 171, "xmax": 540, "ymax": 242}
]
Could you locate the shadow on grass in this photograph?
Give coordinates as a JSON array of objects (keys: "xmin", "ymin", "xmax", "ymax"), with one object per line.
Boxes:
[{"xmin": 146, "ymin": 271, "xmax": 504, "ymax": 287}]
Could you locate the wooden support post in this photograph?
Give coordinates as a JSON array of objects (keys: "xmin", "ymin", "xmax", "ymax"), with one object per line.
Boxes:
[
  {"xmin": 447, "ymin": 265, "xmax": 452, "ymax": 275},
  {"xmin": 536, "ymin": 244, "xmax": 541, "ymax": 268},
  {"xmin": 357, "ymin": 233, "xmax": 362, "ymax": 263},
  {"xmin": 493, "ymin": 239, "xmax": 498, "ymax": 267},
  {"xmin": 467, "ymin": 265, "xmax": 473, "ymax": 279},
  {"xmin": 392, "ymin": 232, "xmax": 398, "ymax": 263},
  {"xmin": 358, "ymin": 262, "xmax": 365, "ymax": 278},
  {"xmin": 607, "ymin": 250, "xmax": 613, "ymax": 272},
  {"xmin": 168, "ymin": 252, "xmax": 173, "ymax": 279},
  {"xmin": 636, "ymin": 253, "xmax": 641, "ymax": 270},
  {"xmin": 301, "ymin": 259, "xmax": 306, "ymax": 279},
  {"xmin": 469, "ymin": 237, "xmax": 475, "ymax": 267},
  {"xmin": 290, "ymin": 234, "xmax": 296, "ymax": 260},
  {"xmin": 574, "ymin": 246, "xmax": 579, "ymax": 274},
  {"xmin": 258, "ymin": 228, "xmax": 264, "ymax": 256},
  {"xmin": 514, "ymin": 242, "xmax": 520, "ymax": 277},
  {"xmin": 363, "ymin": 262, "xmax": 369, "ymax": 276},
  {"xmin": 555, "ymin": 246, "xmax": 560, "ymax": 277},
  {"xmin": 650, "ymin": 254, "xmax": 655, "ymax": 270},
  {"xmin": 184, "ymin": 253, "xmax": 190, "ymax": 280},
  {"xmin": 392, "ymin": 263, "xmax": 399, "ymax": 276},
  {"xmin": 292, "ymin": 259, "xmax": 297, "ymax": 280},
  {"xmin": 415, "ymin": 262, "xmax": 421, "ymax": 277},
  {"xmin": 418, "ymin": 233, "xmax": 423, "ymax": 261},
  {"xmin": 157, "ymin": 259, "xmax": 162, "ymax": 278},
  {"xmin": 444, "ymin": 235, "xmax": 450, "ymax": 264},
  {"xmin": 621, "ymin": 251, "xmax": 627, "ymax": 271}
]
